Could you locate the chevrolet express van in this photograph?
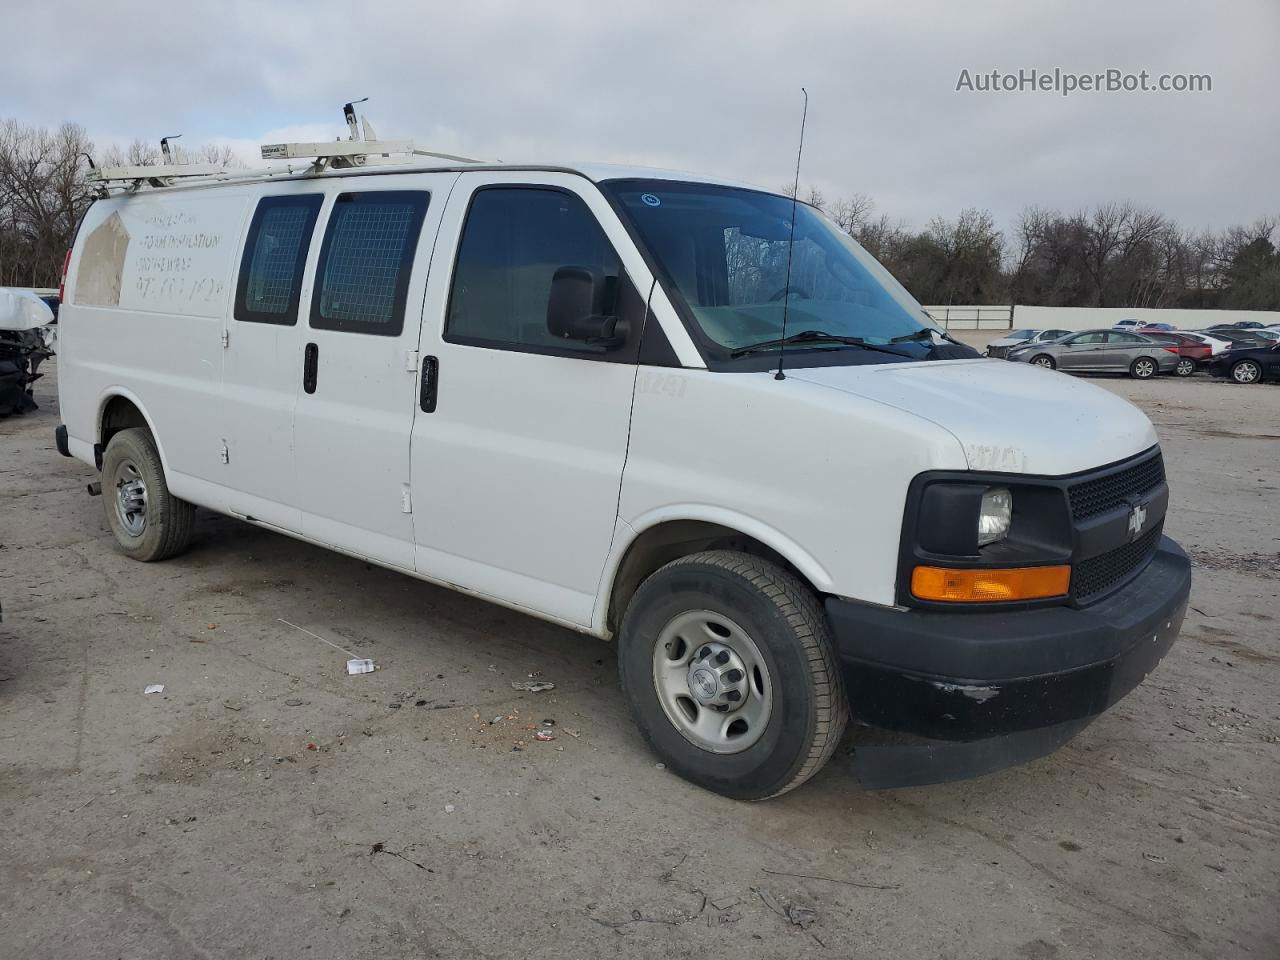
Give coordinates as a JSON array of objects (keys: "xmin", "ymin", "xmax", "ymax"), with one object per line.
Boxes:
[{"xmin": 55, "ymin": 144, "xmax": 1190, "ymax": 799}]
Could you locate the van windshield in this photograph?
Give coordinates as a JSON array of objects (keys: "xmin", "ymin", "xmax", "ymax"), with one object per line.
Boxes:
[{"xmin": 604, "ymin": 179, "xmax": 951, "ymax": 366}]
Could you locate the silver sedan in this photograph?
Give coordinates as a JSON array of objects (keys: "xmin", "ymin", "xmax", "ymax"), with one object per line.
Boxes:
[{"xmin": 1007, "ymin": 329, "xmax": 1178, "ymax": 379}]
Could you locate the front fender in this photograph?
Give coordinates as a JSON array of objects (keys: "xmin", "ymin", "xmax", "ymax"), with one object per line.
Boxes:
[{"xmin": 591, "ymin": 506, "xmax": 835, "ymax": 635}]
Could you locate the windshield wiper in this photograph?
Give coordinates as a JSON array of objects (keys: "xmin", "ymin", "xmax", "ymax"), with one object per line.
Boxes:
[
  {"xmin": 730, "ymin": 329, "xmax": 910, "ymax": 359},
  {"xmin": 889, "ymin": 327, "xmax": 960, "ymax": 345}
]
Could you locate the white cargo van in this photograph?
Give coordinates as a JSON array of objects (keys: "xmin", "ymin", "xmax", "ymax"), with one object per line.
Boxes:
[{"xmin": 55, "ymin": 138, "xmax": 1190, "ymax": 799}]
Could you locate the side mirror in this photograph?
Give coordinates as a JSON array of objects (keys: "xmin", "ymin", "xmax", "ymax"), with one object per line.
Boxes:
[{"xmin": 546, "ymin": 266, "xmax": 623, "ymax": 346}]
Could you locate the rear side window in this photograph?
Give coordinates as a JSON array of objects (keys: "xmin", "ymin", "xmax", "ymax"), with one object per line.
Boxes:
[
  {"xmin": 235, "ymin": 195, "xmax": 323, "ymax": 325},
  {"xmin": 311, "ymin": 191, "xmax": 430, "ymax": 336},
  {"xmin": 445, "ymin": 186, "xmax": 639, "ymax": 359}
]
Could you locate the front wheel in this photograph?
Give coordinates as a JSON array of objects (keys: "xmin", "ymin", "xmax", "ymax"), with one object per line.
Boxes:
[
  {"xmin": 1231, "ymin": 359, "xmax": 1262, "ymax": 384},
  {"xmin": 618, "ymin": 551, "xmax": 847, "ymax": 800},
  {"xmin": 1174, "ymin": 357, "xmax": 1196, "ymax": 377},
  {"xmin": 1130, "ymin": 356, "xmax": 1158, "ymax": 379},
  {"xmin": 101, "ymin": 427, "xmax": 195, "ymax": 561},
  {"xmin": 1030, "ymin": 354, "xmax": 1055, "ymax": 369}
]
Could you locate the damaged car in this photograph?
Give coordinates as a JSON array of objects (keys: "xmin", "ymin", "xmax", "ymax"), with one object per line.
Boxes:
[{"xmin": 0, "ymin": 289, "xmax": 56, "ymax": 417}]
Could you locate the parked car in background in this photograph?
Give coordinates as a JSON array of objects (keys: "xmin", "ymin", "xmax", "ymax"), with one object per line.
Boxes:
[
  {"xmin": 0, "ymin": 289, "xmax": 57, "ymax": 416},
  {"xmin": 1112, "ymin": 319, "xmax": 1143, "ymax": 331},
  {"xmin": 984, "ymin": 327, "xmax": 1070, "ymax": 359},
  {"xmin": 1203, "ymin": 342, "xmax": 1280, "ymax": 384},
  {"xmin": 1008, "ymin": 329, "xmax": 1178, "ymax": 379},
  {"xmin": 1137, "ymin": 322, "xmax": 1176, "ymax": 332},
  {"xmin": 1178, "ymin": 331, "xmax": 1232, "ymax": 355},
  {"xmin": 1143, "ymin": 332, "xmax": 1212, "ymax": 376},
  {"xmin": 1203, "ymin": 327, "xmax": 1273, "ymax": 348}
]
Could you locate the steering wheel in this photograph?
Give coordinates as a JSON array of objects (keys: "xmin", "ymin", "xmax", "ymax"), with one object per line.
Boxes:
[{"xmin": 768, "ymin": 284, "xmax": 810, "ymax": 302}]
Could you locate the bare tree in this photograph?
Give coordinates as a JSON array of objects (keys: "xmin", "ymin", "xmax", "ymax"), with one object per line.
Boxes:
[
  {"xmin": 829, "ymin": 193, "xmax": 874, "ymax": 235},
  {"xmin": 0, "ymin": 120, "xmax": 96, "ymax": 287}
]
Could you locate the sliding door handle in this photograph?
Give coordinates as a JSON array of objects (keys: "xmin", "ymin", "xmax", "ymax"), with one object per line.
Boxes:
[
  {"xmin": 303, "ymin": 342, "xmax": 318, "ymax": 394},
  {"xmin": 420, "ymin": 355, "xmax": 439, "ymax": 412}
]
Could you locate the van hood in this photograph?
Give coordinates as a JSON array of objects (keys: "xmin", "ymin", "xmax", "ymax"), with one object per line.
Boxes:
[{"xmin": 788, "ymin": 359, "xmax": 1158, "ymax": 476}]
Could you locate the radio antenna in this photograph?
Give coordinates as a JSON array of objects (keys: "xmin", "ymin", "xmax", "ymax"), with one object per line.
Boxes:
[{"xmin": 776, "ymin": 87, "xmax": 808, "ymax": 381}]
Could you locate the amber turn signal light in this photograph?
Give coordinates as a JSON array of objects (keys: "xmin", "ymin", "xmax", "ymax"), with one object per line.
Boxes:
[{"xmin": 911, "ymin": 564, "xmax": 1070, "ymax": 602}]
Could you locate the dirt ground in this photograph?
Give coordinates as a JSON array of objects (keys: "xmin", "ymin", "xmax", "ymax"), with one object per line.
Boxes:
[{"xmin": 1, "ymin": 360, "xmax": 1277, "ymax": 960}]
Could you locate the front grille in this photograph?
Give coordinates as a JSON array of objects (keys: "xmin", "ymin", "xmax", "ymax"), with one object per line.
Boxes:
[
  {"xmin": 1072, "ymin": 523, "xmax": 1163, "ymax": 602},
  {"xmin": 1067, "ymin": 452, "xmax": 1165, "ymax": 521},
  {"xmin": 987, "ymin": 345, "xmax": 1008, "ymax": 358}
]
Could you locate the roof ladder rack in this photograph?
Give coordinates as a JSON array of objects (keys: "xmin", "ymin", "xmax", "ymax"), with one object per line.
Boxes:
[{"xmin": 86, "ymin": 163, "xmax": 235, "ymax": 189}]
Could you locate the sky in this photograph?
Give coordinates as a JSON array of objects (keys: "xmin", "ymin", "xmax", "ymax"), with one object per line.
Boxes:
[{"xmin": 6, "ymin": 0, "xmax": 1278, "ymax": 236}]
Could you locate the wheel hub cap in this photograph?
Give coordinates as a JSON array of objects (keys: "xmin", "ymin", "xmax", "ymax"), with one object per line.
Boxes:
[
  {"xmin": 685, "ymin": 641, "xmax": 749, "ymax": 712},
  {"xmin": 652, "ymin": 611, "xmax": 773, "ymax": 754},
  {"xmin": 113, "ymin": 460, "xmax": 148, "ymax": 537}
]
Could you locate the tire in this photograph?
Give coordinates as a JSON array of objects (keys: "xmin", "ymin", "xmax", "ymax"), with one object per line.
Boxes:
[
  {"xmin": 1130, "ymin": 356, "xmax": 1158, "ymax": 379},
  {"xmin": 617, "ymin": 550, "xmax": 848, "ymax": 801},
  {"xmin": 1230, "ymin": 359, "xmax": 1262, "ymax": 384},
  {"xmin": 101, "ymin": 427, "xmax": 195, "ymax": 561},
  {"xmin": 1030, "ymin": 354, "xmax": 1055, "ymax": 370},
  {"xmin": 1174, "ymin": 357, "xmax": 1196, "ymax": 377}
]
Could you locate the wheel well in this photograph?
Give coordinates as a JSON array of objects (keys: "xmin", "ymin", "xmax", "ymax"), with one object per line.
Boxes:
[
  {"xmin": 607, "ymin": 520, "xmax": 814, "ymax": 634},
  {"xmin": 100, "ymin": 396, "xmax": 149, "ymax": 448}
]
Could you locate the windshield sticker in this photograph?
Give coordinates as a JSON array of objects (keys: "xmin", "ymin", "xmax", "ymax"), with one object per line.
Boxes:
[{"xmin": 640, "ymin": 193, "xmax": 662, "ymax": 207}]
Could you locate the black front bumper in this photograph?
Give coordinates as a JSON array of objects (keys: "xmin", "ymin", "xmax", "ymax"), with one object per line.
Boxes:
[{"xmin": 826, "ymin": 536, "xmax": 1190, "ymax": 781}]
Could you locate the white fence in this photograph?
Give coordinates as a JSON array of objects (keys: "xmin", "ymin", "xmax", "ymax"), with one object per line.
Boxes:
[
  {"xmin": 923, "ymin": 305, "xmax": 1014, "ymax": 329},
  {"xmin": 926, "ymin": 304, "xmax": 1280, "ymax": 333}
]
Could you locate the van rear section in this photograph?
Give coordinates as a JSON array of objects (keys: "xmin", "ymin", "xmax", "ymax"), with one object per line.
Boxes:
[{"xmin": 53, "ymin": 143, "xmax": 1189, "ymax": 799}]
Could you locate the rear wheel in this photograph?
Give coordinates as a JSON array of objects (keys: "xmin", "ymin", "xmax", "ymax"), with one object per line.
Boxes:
[
  {"xmin": 1230, "ymin": 359, "xmax": 1262, "ymax": 384},
  {"xmin": 618, "ymin": 550, "xmax": 847, "ymax": 800},
  {"xmin": 101, "ymin": 427, "xmax": 195, "ymax": 561},
  {"xmin": 1130, "ymin": 356, "xmax": 1158, "ymax": 379},
  {"xmin": 1174, "ymin": 357, "xmax": 1196, "ymax": 377},
  {"xmin": 1030, "ymin": 354, "xmax": 1055, "ymax": 369}
]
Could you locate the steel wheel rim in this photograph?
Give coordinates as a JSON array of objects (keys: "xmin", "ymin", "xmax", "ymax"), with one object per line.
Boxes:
[
  {"xmin": 1234, "ymin": 362, "xmax": 1259, "ymax": 383},
  {"xmin": 112, "ymin": 458, "xmax": 148, "ymax": 537},
  {"xmin": 651, "ymin": 610, "xmax": 773, "ymax": 754},
  {"xmin": 1176, "ymin": 359, "xmax": 1194, "ymax": 376},
  {"xmin": 1135, "ymin": 359, "xmax": 1155, "ymax": 377}
]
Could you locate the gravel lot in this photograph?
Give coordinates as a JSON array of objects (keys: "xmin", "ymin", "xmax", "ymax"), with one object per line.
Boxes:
[{"xmin": 2, "ymin": 363, "xmax": 1277, "ymax": 959}]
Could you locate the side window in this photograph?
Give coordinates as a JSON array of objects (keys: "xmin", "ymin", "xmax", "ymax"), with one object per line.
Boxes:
[
  {"xmin": 1068, "ymin": 332, "xmax": 1105, "ymax": 345},
  {"xmin": 311, "ymin": 191, "xmax": 430, "ymax": 336},
  {"xmin": 1111, "ymin": 333, "xmax": 1141, "ymax": 344},
  {"xmin": 235, "ymin": 195, "xmax": 323, "ymax": 325},
  {"xmin": 445, "ymin": 186, "xmax": 641, "ymax": 359}
]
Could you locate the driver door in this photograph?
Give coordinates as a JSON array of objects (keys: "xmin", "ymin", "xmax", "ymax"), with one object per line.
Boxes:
[
  {"xmin": 408, "ymin": 173, "xmax": 653, "ymax": 627},
  {"xmin": 1057, "ymin": 332, "xmax": 1109, "ymax": 370}
]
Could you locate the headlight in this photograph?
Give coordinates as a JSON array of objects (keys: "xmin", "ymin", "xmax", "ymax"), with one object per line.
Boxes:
[{"xmin": 977, "ymin": 487, "xmax": 1012, "ymax": 546}]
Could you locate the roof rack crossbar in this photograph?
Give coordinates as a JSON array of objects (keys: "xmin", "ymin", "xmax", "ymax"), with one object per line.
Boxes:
[{"xmin": 88, "ymin": 162, "xmax": 232, "ymax": 183}]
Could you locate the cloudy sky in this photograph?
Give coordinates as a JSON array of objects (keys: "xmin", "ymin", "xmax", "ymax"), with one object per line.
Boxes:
[{"xmin": 9, "ymin": 0, "xmax": 1278, "ymax": 234}]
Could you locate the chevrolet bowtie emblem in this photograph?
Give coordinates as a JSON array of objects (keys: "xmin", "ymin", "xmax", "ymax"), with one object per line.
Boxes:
[{"xmin": 1127, "ymin": 502, "xmax": 1148, "ymax": 540}]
